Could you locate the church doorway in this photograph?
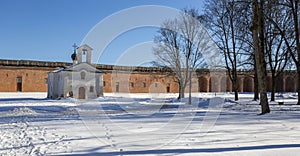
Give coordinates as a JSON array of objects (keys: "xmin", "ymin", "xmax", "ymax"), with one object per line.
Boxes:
[{"xmin": 78, "ymin": 87, "xmax": 86, "ymax": 99}]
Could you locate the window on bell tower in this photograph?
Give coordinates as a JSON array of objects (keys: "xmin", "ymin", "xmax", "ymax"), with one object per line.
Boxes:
[{"xmin": 82, "ymin": 50, "xmax": 87, "ymax": 62}]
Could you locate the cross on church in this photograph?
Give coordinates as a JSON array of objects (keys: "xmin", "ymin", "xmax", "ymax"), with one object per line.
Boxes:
[{"xmin": 72, "ymin": 43, "xmax": 78, "ymax": 52}]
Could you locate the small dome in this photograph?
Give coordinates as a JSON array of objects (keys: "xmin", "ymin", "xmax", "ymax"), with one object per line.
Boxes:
[{"xmin": 71, "ymin": 52, "xmax": 77, "ymax": 61}]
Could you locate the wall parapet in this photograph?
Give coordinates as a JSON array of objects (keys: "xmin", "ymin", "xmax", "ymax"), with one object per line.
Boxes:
[
  {"xmin": 0, "ymin": 59, "xmax": 296, "ymax": 74},
  {"xmin": 0, "ymin": 59, "xmax": 71, "ymax": 68}
]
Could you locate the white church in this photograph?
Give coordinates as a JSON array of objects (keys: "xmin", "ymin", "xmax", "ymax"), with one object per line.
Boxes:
[{"xmin": 47, "ymin": 44, "xmax": 104, "ymax": 99}]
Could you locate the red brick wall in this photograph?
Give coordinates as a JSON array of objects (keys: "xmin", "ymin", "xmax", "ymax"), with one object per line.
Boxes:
[
  {"xmin": 0, "ymin": 63, "xmax": 297, "ymax": 93},
  {"xmin": 103, "ymin": 71, "xmax": 180, "ymax": 93},
  {"xmin": 0, "ymin": 67, "xmax": 53, "ymax": 92}
]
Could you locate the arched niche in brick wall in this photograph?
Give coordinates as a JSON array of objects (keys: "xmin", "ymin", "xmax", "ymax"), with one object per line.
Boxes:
[
  {"xmin": 198, "ymin": 76, "xmax": 209, "ymax": 92},
  {"xmin": 220, "ymin": 77, "xmax": 227, "ymax": 92},
  {"xmin": 276, "ymin": 74, "xmax": 284, "ymax": 92},
  {"xmin": 267, "ymin": 76, "xmax": 272, "ymax": 92},
  {"xmin": 286, "ymin": 76, "xmax": 296, "ymax": 92},
  {"xmin": 243, "ymin": 76, "xmax": 254, "ymax": 92}
]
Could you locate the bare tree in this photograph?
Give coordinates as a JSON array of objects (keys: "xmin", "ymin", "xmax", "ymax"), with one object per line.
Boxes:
[
  {"xmin": 264, "ymin": 0, "xmax": 291, "ymax": 101},
  {"xmin": 230, "ymin": 1, "xmax": 260, "ymax": 101},
  {"xmin": 154, "ymin": 19, "xmax": 186, "ymax": 99},
  {"xmin": 202, "ymin": 0, "xmax": 250, "ymax": 101},
  {"xmin": 153, "ymin": 9, "xmax": 211, "ymax": 102},
  {"xmin": 267, "ymin": 0, "xmax": 299, "ymax": 104}
]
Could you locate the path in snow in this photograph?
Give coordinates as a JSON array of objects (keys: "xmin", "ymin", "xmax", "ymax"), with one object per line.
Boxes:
[{"xmin": 0, "ymin": 107, "xmax": 72, "ymax": 156}]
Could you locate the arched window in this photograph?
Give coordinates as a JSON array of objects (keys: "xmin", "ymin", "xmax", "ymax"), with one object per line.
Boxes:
[
  {"xmin": 166, "ymin": 83, "xmax": 170, "ymax": 93},
  {"xmin": 90, "ymin": 86, "xmax": 94, "ymax": 92},
  {"xmin": 80, "ymin": 71, "xmax": 86, "ymax": 80},
  {"xmin": 142, "ymin": 82, "xmax": 146, "ymax": 88},
  {"xmin": 130, "ymin": 82, "xmax": 134, "ymax": 88}
]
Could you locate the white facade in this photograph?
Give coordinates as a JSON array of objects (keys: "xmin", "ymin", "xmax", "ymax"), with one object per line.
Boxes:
[{"xmin": 47, "ymin": 44, "xmax": 104, "ymax": 99}]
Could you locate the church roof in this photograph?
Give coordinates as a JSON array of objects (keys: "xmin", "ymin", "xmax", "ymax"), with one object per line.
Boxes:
[
  {"xmin": 78, "ymin": 44, "xmax": 93, "ymax": 51},
  {"xmin": 51, "ymin": 62, "xmax": 104, "ymax": 73}
]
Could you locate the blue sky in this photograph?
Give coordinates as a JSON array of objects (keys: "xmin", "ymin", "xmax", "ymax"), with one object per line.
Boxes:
[{"xmin": 0, "ymin": 0, "xmax": 204, "ymax": 65}]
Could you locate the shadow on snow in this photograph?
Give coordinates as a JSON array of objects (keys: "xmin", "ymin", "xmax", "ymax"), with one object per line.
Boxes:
[{"xmin": 64, "ymin": 143, "xmax": 300, "ymax": 156}]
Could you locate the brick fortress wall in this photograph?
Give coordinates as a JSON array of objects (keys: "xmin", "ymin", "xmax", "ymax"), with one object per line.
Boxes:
[{"xmin": 0, "ymin": 59, "xmax": 297, "ymax": 93}]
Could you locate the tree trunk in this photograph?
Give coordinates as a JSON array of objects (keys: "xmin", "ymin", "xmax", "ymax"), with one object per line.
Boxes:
[
  {"xmin": 234, "ymin": 71, "xmax": 239, "ymax": 101},
  {"xmin": 178, "ymin": 81, "xmax": 183, "ymax": 99},
  {"xmin": 254, "ymin": 67, "xmax": 259, "ymax": 100},
  {"xmin": 234, "ymin": 90, "xmax": 239, "ymax": 101},
  {"xmin": 252, "ymin": 0, "xmax": 270, "ymax": 114},
  {"xmin": 188, "ymin": 70, "xmax": 192, "ymax": 104},
  {"xmin": 229, "ymin": 6, "xmax": 239, "ymax": 102},
  {"xmin": 254, "ymin": 57, "xmax": 259, "ymax": 101},
  {"xmin": 297, "ymin": 68, "xmax": 300, "ymax": 105},
  {"xmin": 178, "ymin": 81, "xmax": 185, "ymax": 99},
  {"xmin": 259, "ymin": 0, "xmax": 270, "ymax": 114},
  {"xmin": 271, "ymin": 72, "xmax": 276, "ymax": 102},
  {"xmin": 232, "ymin": 79, "xmax": 239, "ymax": 101},
  {"xmin": 293, "ymin": 0, "xmax": 300, "ymax": 105},
  {"xmin": 270, "ymin": 81, "xmax": 275, "ymax": 102},
  {"xmin": 180, "ymin": 86, "xmax": 185, "ymax": 99}
]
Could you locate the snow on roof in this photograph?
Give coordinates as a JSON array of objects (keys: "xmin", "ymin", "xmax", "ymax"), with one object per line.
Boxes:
[{"xmin": 49, "ymin": 62, "xmax": 104, "ymax": 73}]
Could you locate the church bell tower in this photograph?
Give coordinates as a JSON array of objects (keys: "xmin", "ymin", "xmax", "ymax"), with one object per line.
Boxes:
[
  {"xmin": 77, "ymin": 44, "xmax": 93, "ymax": 64},
  {"xmin": 70, "ymin": 44, "xmax": 93, "ymax": 65}
]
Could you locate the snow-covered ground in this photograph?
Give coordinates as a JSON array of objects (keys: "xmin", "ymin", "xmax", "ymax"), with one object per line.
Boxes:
[{"xmin": 0, "ymin": 92, "xmax": 299, "ymax": 156}]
